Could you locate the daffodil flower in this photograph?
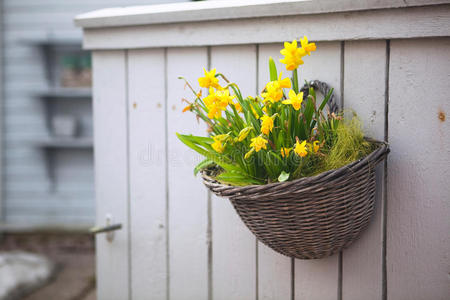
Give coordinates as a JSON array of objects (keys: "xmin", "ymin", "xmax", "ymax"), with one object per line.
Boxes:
[
  {"xmin": 216, "ymin": 89, "xmax": 235, "ymax": 105},
  {"xmin": 280, "ymin": 147, "xmax": 292, "ymax": 158},
  {"xmin": 198, "ymin": 68, "xmax": 220, "ymax": 89},
  {"xmin": 282, "ymin": 90, "xmax": 304, "ymax": 110},
  {"xmin": 280, "ymin": 40, "xmax": 306, "ymax": 71},
  {"xmin": 276, "ymin": 72, "xmax": 292, "ymax": 89},
  {"xmin": 313, "ymin": 141, "xmax": 320, "ymax": 153},
  {"xmin": 250, "ymin": 136, "xmax": 268, "ymax": 152},
  {"xmin": 233, "ymin": 102, "xmax": 242, "ymax": 113},
  {"xmin": 260, "ymin": 115, "xmax": 274, "ymax": 136},
  {"xmin": 262, "ymin": 106, "xmax": 268, "ymax": 114},
  {"xmin": 261, "ymin": 73, "xmax": 291, "ymax": 103},
  {"xmin": 294, "ymin": 140, "xmax": 308, "ymax": 157},
  {"xmin": 204, "ymin": 88, "xmax": 231, "ymax": 119},
  {"xmin": 211, "ymin": 135, "xmax": 226, "ymax": 153},
  {"xmin": 300, "ymin": 36, "xmax": 317, "ymax": 56}
]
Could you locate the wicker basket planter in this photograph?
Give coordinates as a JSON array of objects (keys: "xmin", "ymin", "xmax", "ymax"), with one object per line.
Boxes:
[{"xmin": 201, "ymin": 81, "xmax": 389, "ymax": 260}]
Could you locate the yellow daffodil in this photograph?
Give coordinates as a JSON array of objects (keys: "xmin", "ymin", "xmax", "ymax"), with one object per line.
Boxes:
[
  {"xmin": 307, "ymin": 141, "xmax": 320, "ymax": 153},
  {"xmin": 260, "ymin": 115, "xmax": 274, "ymax": 136},
  {"xmin": 262, "ymin": 106, "xmax": 267, "ymax": 114},
  {"xmin": 300, "ymin": 36, "xmax": 317, "ymax": 56},
  {"xmin": 261, "ymin": 73, "xmax": 291, "ymax": 103},
  {"xmin": 203, "ymin": 88, "xmax": 218, "ymax": 106},
  {"xmin": 277, "ymin": 72, "xmax": 292, "ymax": 89},
  {"xmin": 233, "ymin": 102, "xmax": 242, "ymax": 113},
  {"xmin": 204, "ymin": 88, "xmax": 231, "ymax": 119},
  {"xmin": 313, "ymin": 140, "xmax": 320, "ymax": 153},
  {"xmin": 280, "ymin": 39, "xmax": 306, "ymax": 71},
  {"xmin": 282, "ymin": 90, "xmax": 304, "ymax": 110},
  {"xmin": 211, "ymin": 135, "xmax": 226, "ymax": 153},
  {"xmin": 280, "ymin": 147, "xmax": 292, "ymax": 158},
  {"xmin": 294, "ymin": 140, "xmax": 308, "ymax": 157},
  {"xmin": 208, "ymin": 105, "xmax": 223, "ymax": 119},
  {"xmin": 250, "ymin": 136, "xmax": 268, "ymax": 152},
  {"xmin": 198, "ymin": 68, "xmax": 220, "ymax": 89}
]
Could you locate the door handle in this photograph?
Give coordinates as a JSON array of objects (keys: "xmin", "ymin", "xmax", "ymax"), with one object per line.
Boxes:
[
  {"xmin": 89, "ymin": 223, "xmax": 122, "ymax": 234},
  {"xmin": 90, "ymin": 214, "xmax": 121, "ymax": 242}
]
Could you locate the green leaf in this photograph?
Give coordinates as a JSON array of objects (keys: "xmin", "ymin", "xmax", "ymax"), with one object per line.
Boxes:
[
  {"xmin": 278, "ymin": 171, "xmax": 290, "ymax": 182},
  {"xmin": 319, "ymin": 88, "xmax": 334, "ymax": 112},
  {"xmin": 268, "ymin": 57, "xmax": 278, "ymax": 81},
  {"xmin": 229, "ymin": 84, "xmax": 244, "ymax": 102},
  {"xmin": 176, "ymin": 133, "xmax": 236, "ymax": 171},
  {"xmin": 194, "ymin": 159, "xmax": 214, "ymax": 176},
  {"xmin": 217, "ymin": 170, "xmax": 264, "ymax": 186},
  {"xmin": 304, "ymin": 95, "xmax": 315, "ymax": 133}
]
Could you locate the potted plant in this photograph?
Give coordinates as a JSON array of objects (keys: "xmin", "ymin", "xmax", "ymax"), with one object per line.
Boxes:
[{"xmin": 177, "ymin": 37, "xmax": 389, "ymax": 259}]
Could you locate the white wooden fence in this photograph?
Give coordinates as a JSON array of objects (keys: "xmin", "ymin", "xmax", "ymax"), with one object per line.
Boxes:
[{"xmin": 75, "ymin": 1, "xmax": 450, "ymax": 299}]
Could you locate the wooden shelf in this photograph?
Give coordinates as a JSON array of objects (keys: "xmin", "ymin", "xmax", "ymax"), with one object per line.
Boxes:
[
  {"xmin": 35, "ymin": 88, "xmax": 92, "ymax": 99},
  {"xmin": 35, "ymin": 137, "xmax": 93, "ymax": 149},
  {"xmin": 22, "ymin": 39, "xmax": 82, "ymax": 48}
]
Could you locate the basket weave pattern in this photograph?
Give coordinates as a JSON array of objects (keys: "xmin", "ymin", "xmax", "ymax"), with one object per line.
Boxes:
[
  {"xmin": 203, "ymin": 143, "xmax": 388, "ymax": 259},
  {"xmin": 201, "ymin": 81, "xmax": 389, "ymax": 259}
]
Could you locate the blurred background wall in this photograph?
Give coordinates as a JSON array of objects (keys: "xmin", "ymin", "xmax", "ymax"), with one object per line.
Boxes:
[{"xmin": 0, "ymin": 0, "xmax": 186, "ymax": 230}]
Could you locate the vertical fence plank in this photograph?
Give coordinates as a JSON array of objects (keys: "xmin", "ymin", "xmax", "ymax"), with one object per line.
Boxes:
[
  {"xmin": 128, "ymin": 49, "xmax": 167, "ymax": 300},
  {"xmin": 342, "ymin": 40, "xmax": 386, "ymax": 300},
  {"xmin": 210, "ymin": 45, "xmax": 257, "ymax": 300},
  {"xmin": 167, "ymin": 47, "xmax": 209, "ymax": 300},
  {"xmin": 258, "ymin": 43, "xmax": 292, "ymax": 300},
  {"xmin": 294, "ymin": 41, "xmax": 341, "ymax": 300},
  {"xmin": 388, "ymin": 38, "xmax": 450, "ymax": 299},
  {"xmin": 92, "ymin": 50, "xmax": 130, "ymax": 300}
]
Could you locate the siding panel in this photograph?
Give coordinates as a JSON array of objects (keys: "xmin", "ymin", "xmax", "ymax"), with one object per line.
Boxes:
[
  {"xmin": 387, "ymin": 38, "xmax": 450, "ymax": 300},
  {"xmin": 342, "ymin": 40, "xmax": 386, "ymax": 300},
  {"xmin": 211, "ymin": 45, "xmax": 257, "ymax": 300},
  {"xmin": 128, "ymin": 48, "xmax": 167, "ymax": 300},
  {"xmin": 258, "ymin": 43, "xmax": 292, "ymax": 300},
  {"xmin": 167, "ymin": 47, "xmax": 209, "ymax": 300},
  {"xmin": 92, "ymin": 50, "xmax": 129, "ymax": 300},
  {"xmin": 294, "ymin": 41, "xmax": 341, "ymax": 300}
]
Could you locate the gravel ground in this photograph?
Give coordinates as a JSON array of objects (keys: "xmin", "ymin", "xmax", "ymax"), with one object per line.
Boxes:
[{"xmin": 0, "ymin": 233, "xmax": 96, "ymax": 300}]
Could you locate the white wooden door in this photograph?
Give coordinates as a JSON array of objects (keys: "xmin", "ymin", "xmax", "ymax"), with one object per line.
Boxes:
[{"xmin": 91, "ymin": 34, "xmax": 450, "ymax": 300}]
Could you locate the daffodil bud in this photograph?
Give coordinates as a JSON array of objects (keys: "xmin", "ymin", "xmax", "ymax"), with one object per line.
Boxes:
[{"xmin": 237, "ymin": 127, "xmax": 253, "ymax": 142}]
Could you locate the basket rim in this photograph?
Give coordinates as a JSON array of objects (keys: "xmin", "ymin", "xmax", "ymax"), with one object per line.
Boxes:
[{"xmin": 201, "ymin": 139, "xmax": 389, "ymax": 194}]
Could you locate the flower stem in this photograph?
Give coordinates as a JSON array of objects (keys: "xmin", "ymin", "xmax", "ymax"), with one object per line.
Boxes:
[{"xmin": 292, "ymin": 69, "xmax": 299, "ymax": 93}]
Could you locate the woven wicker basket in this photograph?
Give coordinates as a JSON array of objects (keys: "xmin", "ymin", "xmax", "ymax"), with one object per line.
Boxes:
[{"xmin": 202, "ymin": 81, "xmax": 389, "ymax": 259}]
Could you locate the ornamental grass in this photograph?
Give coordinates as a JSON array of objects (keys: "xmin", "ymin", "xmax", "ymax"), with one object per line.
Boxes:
[{"xmin": 177, "ymin": 36, "xmax": 375, "ymax": 186}]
